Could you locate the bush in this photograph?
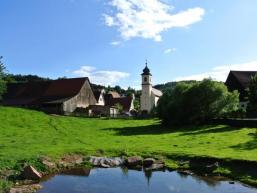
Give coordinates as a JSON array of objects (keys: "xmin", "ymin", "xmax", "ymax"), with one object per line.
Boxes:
[{"xmin": 157, "ymin": 79, "xmax": 239, "ymax": 125}]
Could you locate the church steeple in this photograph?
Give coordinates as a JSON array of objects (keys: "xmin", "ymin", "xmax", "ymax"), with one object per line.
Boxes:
[
  {"xmin": 140, "ymin": 61, "xmax": 153, "ymax": 112},
  {"xmin": 140, "ymin": 60, "xmax": 162, "ymax": 113},
  {"xmin": 141, "ymin": 60, "xmax": 152, "ymax": 76}
]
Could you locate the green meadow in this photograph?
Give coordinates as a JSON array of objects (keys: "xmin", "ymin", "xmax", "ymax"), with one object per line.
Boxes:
[
  {"xmin": 0, "ymin": 106, "xmax": 256, "ymax": 169},
  {"xmin": 0, "ymin": 106, "xmax": 257, "ymax": 190}
]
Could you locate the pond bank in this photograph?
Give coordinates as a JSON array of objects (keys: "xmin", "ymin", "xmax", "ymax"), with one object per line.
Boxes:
[{"xmin": 2, "ymin": 154, "xmax": 257, "ymax": 193}]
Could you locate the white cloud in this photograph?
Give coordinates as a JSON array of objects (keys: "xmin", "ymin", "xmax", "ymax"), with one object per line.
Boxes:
[
  {"xmin": 110, "ymin": 41, "xmax": 121, "ymax": 46},
  {"xmin": 73, "ymin": 66, "xmax": 130, "ymax": 86},
  {"xmin": 103, "ymin": 0, "xmax": 205, "ymax": 41},
  {"xmin": 103, "ymin": 14, "xmax": 116, "ymax": 26},
  {"xmin": 175, "ymin": 61, "xmax": 257, "ymax": 82},
  {"xmin": 164, "ymin": 48, "xmax": 176, "ymax": 54}
]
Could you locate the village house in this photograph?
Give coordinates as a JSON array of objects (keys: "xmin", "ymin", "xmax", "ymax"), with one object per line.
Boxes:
[
  {"xmin": 90, "ymin": 90, "xmax": 134, "ymax": 116},
  {"xmin": 225, "ymin": 70, "xmax": 257, "ymax": 109}
]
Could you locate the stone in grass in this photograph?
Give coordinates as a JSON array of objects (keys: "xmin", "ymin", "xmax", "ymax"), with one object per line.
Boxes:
[
  {"xmin": 41, "ymin": 157, "xmax": 56, "ymax": 170},
  {"xmin": 126, "ymin": 156, "xmax": 143, "ymax": 167},
  {"xmin": 22, "ymin": 166, "xmax": 42, "ymax": 180},
  {"xmin": 10, "ymin": 184, "xmax": 42, "ymax": 193},
  {"xmin": 143, "ymin": 158, "xmax": 155, "ymax": 167}
]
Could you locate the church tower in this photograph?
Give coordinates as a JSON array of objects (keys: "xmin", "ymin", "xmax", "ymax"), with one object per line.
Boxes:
[{"xmin": 140, "ymin": 61, "xmax": 153, "ymax": 113}]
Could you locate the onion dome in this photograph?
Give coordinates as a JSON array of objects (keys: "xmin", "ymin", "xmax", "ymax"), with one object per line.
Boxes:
[{"xmin": 141, "ymin": 61, "xmax": 152, "ymax": 75}]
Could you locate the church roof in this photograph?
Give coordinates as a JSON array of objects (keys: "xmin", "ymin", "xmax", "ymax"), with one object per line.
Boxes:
[
  {"xmin": 141, "ymin": 63, "xmax": 152, "ymax": 76},
  {"xmin": 152, "ymin": 88, "xmax": 162, "ymax": 97}
]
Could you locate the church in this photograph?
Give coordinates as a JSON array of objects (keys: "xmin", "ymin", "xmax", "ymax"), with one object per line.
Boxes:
[{"xmin": 140, "ymin": 62, "xmax": 163, "ymax": 113}]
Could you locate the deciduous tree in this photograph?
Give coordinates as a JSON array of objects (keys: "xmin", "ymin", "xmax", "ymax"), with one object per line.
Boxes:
[{"xmin": 157, "ymin": 79, "xmax": 239, "ymax": 125}]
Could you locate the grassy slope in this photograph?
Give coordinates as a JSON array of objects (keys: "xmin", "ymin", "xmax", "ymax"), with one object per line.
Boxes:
[{"xmin": 0, "ymin": 106, "xmax": 256, "ymax": 169}]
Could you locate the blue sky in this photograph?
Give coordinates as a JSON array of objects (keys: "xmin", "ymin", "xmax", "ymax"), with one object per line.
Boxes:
[{"xmin": 1, "ymin": 0, "xmax": 257, "ymax": 88}]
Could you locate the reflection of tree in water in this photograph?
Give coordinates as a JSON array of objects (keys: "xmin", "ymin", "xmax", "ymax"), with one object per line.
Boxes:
[
  {"xmin": 121, "ymin": 166, "xmax": 129, "ymax": 178},
  {"xmin": 144, "ymin": 170, "xmax": 152, "ymax": 186},
  {"xmin": 62, "ymin": 168, "xmax": 91, "ymax": 177},
  {"xmin": 191, "ymin": 175, "xmax": 221, "ymax": 187},
  {"xmin": 177, "ymin": 172, "xmax": 189, "ymax": 179}
]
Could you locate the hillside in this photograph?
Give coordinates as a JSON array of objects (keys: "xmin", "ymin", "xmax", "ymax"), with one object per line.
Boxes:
[{"xmin": 0, "ymin": 106, "xmax": 256, "ymax": 169}]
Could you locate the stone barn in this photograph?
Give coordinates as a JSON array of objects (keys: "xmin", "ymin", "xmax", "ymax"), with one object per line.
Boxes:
[{"xmin": 3, "ymin": 77, "xmax": 97, "ymax": 115}]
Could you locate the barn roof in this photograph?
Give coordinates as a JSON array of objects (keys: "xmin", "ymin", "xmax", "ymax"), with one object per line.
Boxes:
[
  {"xmin": 3, "ymin": 77, "xmax": 89, "ymax": 105},
  {"xmin": 41, "ymin": 78, "xmax": 88, "ymax": 103}
]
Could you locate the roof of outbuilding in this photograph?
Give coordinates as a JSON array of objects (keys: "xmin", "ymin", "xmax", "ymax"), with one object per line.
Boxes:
[
  {"xmin": 107, "ymin": 91, "xmax": 121, "ymax": 98},
  {"xmin": 3, "ymin": 77, "xmax": 89, "ymax": 105},
  {"xmin": 105, "ymin": 97, "xmax": 133, "ymax": 112}
]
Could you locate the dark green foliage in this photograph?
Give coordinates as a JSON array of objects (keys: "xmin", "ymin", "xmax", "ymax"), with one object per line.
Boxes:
[
  {"xmin": 114, "ymin": 103, "xmax": 123, "ymax": 114},
  {"xmin": 157, "ymin": 79, "xmax": 239, "ymax": 125},
  {"xmin": 247, "ymin": 74, "xmax": 257, "ymax": 117},
  {"xmin": 154, "ymin": 80, "xmax": 198, "ymax": 92},
  {"xmin": 133, "ymin": 98, "xmax": 140, "ymax": 111},
  {"xmin": 0, "ymin": 80, "xmax": 6, "ymax": 100},
  {"xmin": 0, "ymin": 56, "xmax": 6, "ymax": 100},
  {"xmin": 4, "ymin": 74, "xmax": 50, "ymax": 82}
]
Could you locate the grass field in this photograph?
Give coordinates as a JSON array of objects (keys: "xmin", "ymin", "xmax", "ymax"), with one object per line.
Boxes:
[
  {"xmin": 0, "ymin": 106, "xmax": 256, "ymax": 170},
  {"xmin": 0, "ymin": 106, "xmax": 257, "ymax": 191}
]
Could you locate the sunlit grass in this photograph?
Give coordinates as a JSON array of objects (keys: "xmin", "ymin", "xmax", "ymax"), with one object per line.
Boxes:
[{"xmin": 0, "ymin": 106, "xmax": 256, "ymax": 170}]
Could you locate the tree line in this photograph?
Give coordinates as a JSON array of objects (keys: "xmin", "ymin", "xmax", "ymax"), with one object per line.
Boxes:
[{"xmin": 2, "ymin": 56, "xmax": 257, "ymax": 121}]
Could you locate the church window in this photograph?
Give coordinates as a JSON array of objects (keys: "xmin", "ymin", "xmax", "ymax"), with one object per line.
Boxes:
[{"xmin": 144, "ymin": 77, "xmax": 147, "ymax": 82}]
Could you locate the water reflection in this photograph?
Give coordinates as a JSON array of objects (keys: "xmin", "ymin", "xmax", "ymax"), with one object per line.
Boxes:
[{"xmin": 37, "ymin": 168, "xmax": 256, "ymax": 193}]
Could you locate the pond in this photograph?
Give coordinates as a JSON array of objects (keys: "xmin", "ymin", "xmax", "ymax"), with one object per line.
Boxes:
[{"xmin": 37, "ymin": 168, "xmax": 257, "ymax": 193}]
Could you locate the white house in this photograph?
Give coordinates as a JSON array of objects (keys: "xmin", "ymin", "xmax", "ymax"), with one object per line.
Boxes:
[{"xmin": 140, "ymin": 63, "xmax": 162, "ymax": 113}]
